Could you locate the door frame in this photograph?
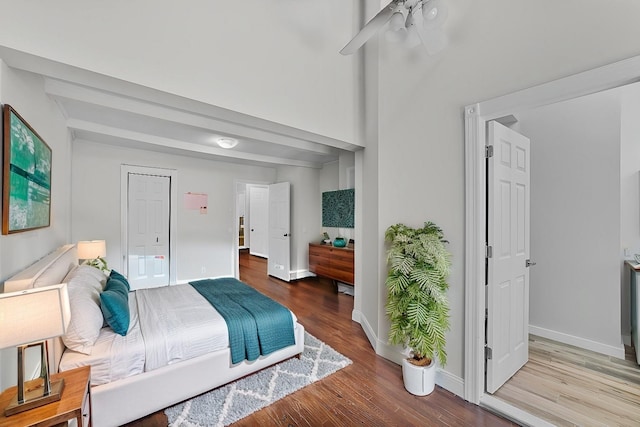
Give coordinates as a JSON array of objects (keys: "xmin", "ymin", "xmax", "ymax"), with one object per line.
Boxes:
[
  {"xmin": 233, "ymin": 179, "xmax": 271, "ymax": 278},
  {"xmin": 464, "ymin": 55, "xmax": 640, "ymax": 416},
  {"xmin": 120, "ymin": 164, "xmax": 178, "ymax": 285}
]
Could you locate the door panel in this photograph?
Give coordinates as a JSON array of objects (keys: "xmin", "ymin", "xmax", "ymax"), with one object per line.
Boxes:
[
  {"xmin": 267, "ymin": 182, "xmax": 290, "ymax": 281},
  {"xmin": 248, "ymin": 186, "xmax": 269, "ymax": 258},
  {"xmin": 486, "ymin": 121, "xmax": 530, "ymax": 393},
  {"xmin": 127, "ymin": 173, "xmax": 170, "ymax": 290}
]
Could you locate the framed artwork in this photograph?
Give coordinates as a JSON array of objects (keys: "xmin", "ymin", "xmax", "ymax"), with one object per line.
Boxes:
[
  {"xmin": 322, "ymin": 189, "xmax": 355, "ymax": 228},
  {"xmin": 2, "ymin": 104, "xmax": 52, "ymax": 234}
]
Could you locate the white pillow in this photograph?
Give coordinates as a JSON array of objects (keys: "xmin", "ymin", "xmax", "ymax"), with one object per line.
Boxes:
[
  {"xmin": 63, "ymin": 265, "xmax": 107, "ymax": 290},
  {"xmin": 61, "ymin": 267, "xmax": 107, "ymax": 354}
]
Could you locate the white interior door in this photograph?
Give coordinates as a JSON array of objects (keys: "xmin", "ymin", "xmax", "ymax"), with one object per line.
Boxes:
[
  {"xmin": 248, "ymin": 185, "xmax": 269, "ymax": 258},
  {"xmin": 268, "ymin": 182, "xmax": 290, "ymax": 281},
  {"xmin": 127, "ymin": 173, "xmax": 170, "ymax": 290},
  {"xmin": 486, "ymin": 121, "xmax": 531, "ymax": 393}
]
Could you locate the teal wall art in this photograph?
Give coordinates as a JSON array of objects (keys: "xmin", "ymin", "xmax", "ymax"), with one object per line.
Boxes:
[{"xmin": 322, "ymin": 189, "xmax": 354, "ymax": 228}]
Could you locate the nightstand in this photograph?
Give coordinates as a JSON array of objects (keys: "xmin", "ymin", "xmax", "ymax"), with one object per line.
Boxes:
[{"xmin": 0, "ymin": 366, "xmax": 91, "ymax": 427}]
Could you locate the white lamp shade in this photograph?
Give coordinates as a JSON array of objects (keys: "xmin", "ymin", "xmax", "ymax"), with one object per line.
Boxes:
[
  {"xmin": 77, "ymin": 240, "xmax": 106, "ymax": 259},
  {"xmin": 0, "ymin": 283, "xmax": 71, "ymax": 349}
]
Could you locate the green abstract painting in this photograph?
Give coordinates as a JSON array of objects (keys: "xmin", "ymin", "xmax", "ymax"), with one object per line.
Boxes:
[
  {"xmin": 322, "ymin": 189, "xmax": 354, "ymax": 228},
  {"xmin": 2, "ymin": 105, "xmax": 51, "ymax": 234}
]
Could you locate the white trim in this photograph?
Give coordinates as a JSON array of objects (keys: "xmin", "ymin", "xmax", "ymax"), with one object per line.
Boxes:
[
  {"xmin": 480, "ymin": 395, "xmax": 555, "ymax": 427},
  {"xmin": 435, "ymin": 370, "xmax": 465, "ymax": 398},
  {"xmin": 233, "ymin": 179, "xmax": 272, "ymax": 279},
  {"xmin": 120, "ymin": 165, "xmax": 178, "ymax": 285},
  {"xmin": 354, "ymin": 311, "xmax": 379, "ymax": 352},
  {"xmin": 464, "ymin": 54, "xmax": 640, "ymax": 416},
  {"xmin": 529, "ymin": 325, "xmax": 625, "ymax": 360},
  {"xmin": 289, "ymin": 269, "xmax": 315, "ymax": 280},
  {"xmin": 464, "ymin": 104, "xmax": 486, "ymax": 405}
]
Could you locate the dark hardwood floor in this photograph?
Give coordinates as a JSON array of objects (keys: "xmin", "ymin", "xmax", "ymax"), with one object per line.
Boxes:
[{"xmin": 125, "ymin": 252, "xmax": 515, "ymax": 427}]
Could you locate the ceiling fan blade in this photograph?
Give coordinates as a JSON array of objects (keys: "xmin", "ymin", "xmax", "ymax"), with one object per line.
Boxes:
[{"xmin": 340, "ymin": 0, "xmax": 399, "ymax": 55}]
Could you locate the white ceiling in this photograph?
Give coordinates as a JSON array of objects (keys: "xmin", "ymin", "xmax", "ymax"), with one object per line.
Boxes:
[{"xmin": 1, "ymin": 48, "xmax": 361, "ymax": 169}]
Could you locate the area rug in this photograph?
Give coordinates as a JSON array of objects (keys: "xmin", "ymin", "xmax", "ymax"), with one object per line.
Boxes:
[{"xmin": 165, "ymin": 332, "xmax": 352, "ymax": 427}]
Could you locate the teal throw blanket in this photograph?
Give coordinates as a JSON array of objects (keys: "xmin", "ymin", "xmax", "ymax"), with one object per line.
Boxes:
[{"xmin": 190, "ymin": 278, "xmax": 295, "ymax": 364}]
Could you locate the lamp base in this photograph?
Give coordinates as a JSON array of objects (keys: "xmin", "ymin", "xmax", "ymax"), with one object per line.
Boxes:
[{"xmin": 4, "ymin": 378, "xmax": 64, "ymax": 416}]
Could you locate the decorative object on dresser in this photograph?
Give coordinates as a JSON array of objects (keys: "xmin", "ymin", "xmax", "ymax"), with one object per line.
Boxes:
[
  {"xmin": 332, "ymin": 236, "xmax": 347, "ymax": 247},
  {"xmin": 0, "ymin": 284, "xmax": 71, "ymax": 415},
  {"xmin": 385, "ymin": 221, "xmax": 451, "ymax": 396},
  {"xmin": 77, "ymin": 240, "xmax": 108, "ymax": 272},
  {"xmin": 308, "ymin": 242, "xmax": 354, "ymax": 286}
]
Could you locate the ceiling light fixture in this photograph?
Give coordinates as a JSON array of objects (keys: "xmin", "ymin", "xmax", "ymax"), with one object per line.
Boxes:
[
  {"xmin": 340, "ymin": 0, "xmax": 449, "ymax": 56},
  {"xmin": 215, "ymin": 137, "xmax": 239, "ymax": 149}
]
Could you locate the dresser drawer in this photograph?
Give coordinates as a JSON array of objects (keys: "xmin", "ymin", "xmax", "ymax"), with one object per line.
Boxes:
[{"xmin": 308, "ymin": 243, "xmax": 354, "ymax": 286}]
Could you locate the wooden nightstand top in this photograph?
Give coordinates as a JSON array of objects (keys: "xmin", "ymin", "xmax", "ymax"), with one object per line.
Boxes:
[{"xmin": 0, "ymin": 366, "xmax": 90, "ymax": 427}]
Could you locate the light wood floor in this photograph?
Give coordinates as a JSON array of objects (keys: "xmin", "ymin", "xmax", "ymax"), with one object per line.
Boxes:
[
  {"xmin": 126, "ymin": 252, "xmax": 515, "ymax": 426},
  {"xmin": 494, "ymin": 335, "xmax": 640, "ymax": 426}
]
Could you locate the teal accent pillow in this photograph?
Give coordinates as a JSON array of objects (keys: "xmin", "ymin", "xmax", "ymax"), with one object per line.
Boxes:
[
  {"xmin": 100, "ymin": 277, "xmax": 130, "ymax": 336},
  {"xmin": 109, "ymin": 269, "xmax": 131, "ymax": 291}
]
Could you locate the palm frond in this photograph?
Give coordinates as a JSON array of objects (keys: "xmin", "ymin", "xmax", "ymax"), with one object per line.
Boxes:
[{"xmin": 384, "ymin": 220, "xmax": 452, "ymax": 367}]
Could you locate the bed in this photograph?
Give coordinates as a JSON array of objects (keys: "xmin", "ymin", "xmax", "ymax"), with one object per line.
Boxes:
[{"xmin": 3, "ymin": 244, "xmax": 305, "ymax": 427}]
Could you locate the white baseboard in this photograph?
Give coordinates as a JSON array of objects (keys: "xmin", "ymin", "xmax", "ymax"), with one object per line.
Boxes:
[
  {"xmin": 356, "ymin": 312, "xmax": 464, "ymax": 398},
  {"xmin": 289, "ymin": 270, "xmax": 315, "ymax": 280},
  {"xmin": 436, "ymin": 369, "xmax": 464, "ymax": 398},
  {"xmin": 529, "ymin": 325, "xmax": 626, "ymax": 359},
  {"xmin": 353, "ymin": 310, "xmax": 379, "ymax": 352}
]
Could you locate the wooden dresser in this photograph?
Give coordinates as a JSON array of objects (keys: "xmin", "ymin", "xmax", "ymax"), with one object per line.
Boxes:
[{"xmin": 309, "ymin": 243, "xmax": 354, "ymax": 285}]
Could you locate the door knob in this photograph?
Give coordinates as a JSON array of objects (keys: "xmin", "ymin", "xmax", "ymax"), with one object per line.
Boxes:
[
  {"xmin": 526, "ymin": 259, "xmax": 537, "ymax": 268},
  {"xmin": 284, "ymin": 233, "xmax": 288, "ymax": 237}
]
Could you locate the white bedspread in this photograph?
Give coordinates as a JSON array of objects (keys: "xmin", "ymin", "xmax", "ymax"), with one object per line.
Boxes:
[
  {"xmin": 60, "ymin": 282, "xmax": 297, "ymax": 386},
  {"xmin": 136, "ymin": 284, "xmax": 229, "ymax": 371}
]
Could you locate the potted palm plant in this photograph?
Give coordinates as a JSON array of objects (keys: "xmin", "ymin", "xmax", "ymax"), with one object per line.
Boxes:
[{"xmin": 385, "ymin": 221, "xmax": 451, "ymax": 396}]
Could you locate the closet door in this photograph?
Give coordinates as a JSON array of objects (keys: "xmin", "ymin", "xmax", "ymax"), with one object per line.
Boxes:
[{"xmin": 127, "ymin": 173, "xmax": 170, "ymax": 289}]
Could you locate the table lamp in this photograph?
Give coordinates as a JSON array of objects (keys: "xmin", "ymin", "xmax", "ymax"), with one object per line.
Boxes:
[
  {"xmin": 0, "ymin": 283, "xmax": 71, "ymax": 416},
  {"xmin": 77, "ymin": 239, "xmax": 108, "ymax": 272}
]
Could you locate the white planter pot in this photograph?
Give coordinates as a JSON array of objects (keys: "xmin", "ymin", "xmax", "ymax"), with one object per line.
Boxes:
[{"xmin": 402, "ymin": 358, "xmax": 436, "ymax": 396}]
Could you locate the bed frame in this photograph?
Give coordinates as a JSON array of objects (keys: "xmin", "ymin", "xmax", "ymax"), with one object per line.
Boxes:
[{"xmin": 3, "ymin": 244, "xmax": 305, "ymax": 427}]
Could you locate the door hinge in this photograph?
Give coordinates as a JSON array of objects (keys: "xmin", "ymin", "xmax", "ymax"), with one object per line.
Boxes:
[
  {"xmin": 485, "ymin": 346, "xmax": 493, "ymax": 360},
  {"xmin": 485, "ymin": 145, "xmax": 494, "ymax": 158},
  {"xmin": 485, "ymin": 245, "xmax": 493, "ymax": 258}
]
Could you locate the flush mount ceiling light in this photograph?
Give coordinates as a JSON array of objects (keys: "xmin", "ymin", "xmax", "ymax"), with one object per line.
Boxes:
[
  {"xmin": 340, "ymin": 0, "xmax": 448, "ymax": 55},
  {"xmin": 215, "ymin": 137, "xmax": 239, "ymax": 149}
]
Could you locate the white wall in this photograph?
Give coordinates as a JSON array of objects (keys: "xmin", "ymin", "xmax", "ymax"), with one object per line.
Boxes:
[
  {"xmin": 365, "ymin": 0, "xmax": 640, "ymax": 382},
  {"xmin": 518, "ymin": 90, "xmax": 622, "ymax": 354},
  {"xmin": 0, "ymin": 0, "xmax": 359, "ymax": 144},
  {"xmin": 2, "ymin": 0, "xmax": 640, "ymax": 394},
  {"xmin": 0, "ymin": 62, "xmax": 72, "ymax": 390},
  {"xmin": 620, "ymin": 82, "xmax": 640, "ymax": 343},
  {"xmin": 71, "ymin": 141, "xmax": 276, "ymax": 282}
]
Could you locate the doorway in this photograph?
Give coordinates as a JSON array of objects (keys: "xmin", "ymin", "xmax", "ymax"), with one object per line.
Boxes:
[
  {"xmin": 464, "ymin": 56, "xmax": 640, "ymax": 423},
  {"xmin": 120, "ymin": 165, "xmax": 177, "ymax": 288}
]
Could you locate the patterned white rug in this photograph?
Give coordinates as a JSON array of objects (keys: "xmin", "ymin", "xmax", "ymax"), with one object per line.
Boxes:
[{"xmin": 165, "ymin": 332, "xmax": 352, "ymax": 427}]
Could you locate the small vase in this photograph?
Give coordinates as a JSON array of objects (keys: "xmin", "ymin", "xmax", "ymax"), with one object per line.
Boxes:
[{"xmin": 333, "ymin": 237, "xmax": 347, "ymax": 247}]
